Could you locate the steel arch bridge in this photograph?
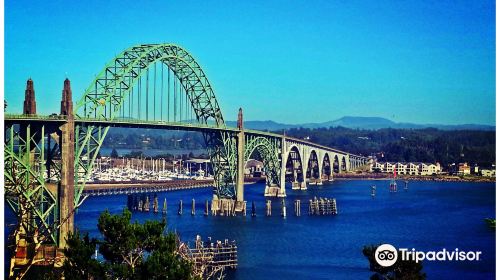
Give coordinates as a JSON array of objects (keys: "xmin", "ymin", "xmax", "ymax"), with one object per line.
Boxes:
[{"xmin": 4, "ymin": 44, "xmax": 369, "ymax": 271}]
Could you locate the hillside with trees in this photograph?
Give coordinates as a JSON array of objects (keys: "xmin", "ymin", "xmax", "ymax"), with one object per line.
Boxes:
[
  {"xmin": 282, "ymin": 127, "xmax": 495, "ymax": 167},
  {"xmin": 102, "ymin": 126, "xmax": 495, "ymax": 167}
]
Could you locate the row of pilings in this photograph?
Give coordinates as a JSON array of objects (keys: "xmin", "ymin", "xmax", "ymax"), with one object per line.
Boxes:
[
  {"xmin": 128, "ymin": 194, "xmax": 338, "ymax": 217},
  {"xmin": 308, "ymin": 197, "xmax": 338, "ymax": 215}
]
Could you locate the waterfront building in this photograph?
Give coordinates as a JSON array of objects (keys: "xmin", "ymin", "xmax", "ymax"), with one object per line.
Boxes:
[
  {"xmin": 481, "ymin": 169, "xmax": 496, "ymax": 177},
  {"xmin": 383, "ymin": 162, "xmax": 396, "ymax": 173},
  {"xmin": 406, "ymin": 163, "xmax": 419, "ymax": 175},
  {"xmin": 370, "ymin": 162, "xmax": 384, "ymax": 172},
  {"xmin": 458, "ymin": 163, "xmax": 471, "ymax": 175},
  {"xmin": 424, "ymin": 163, "xmax": 440, "ymax": 175},
  {"xmin": 370, "ymin": 161, "xmax": 441, "ymax": 176},
  {"xmin": 245, "ymin": 159, "xmax": 264, "ymax": 177}
]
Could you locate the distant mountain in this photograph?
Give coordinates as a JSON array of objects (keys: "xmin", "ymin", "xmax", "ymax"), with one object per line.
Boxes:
[
  {"xmin": 225, "ymin": 120, "xmax": 294, "ymax": 131},
  {"xmin": 107, "ymin": 116, "xmax": 494, "ymax": 133},
  {"xmin": 225, "ymin": 116, "xmax": 495, "ymax": 131},
  {"xmin": 301, "ymin": 116, "xmax": 397, "ymax": 130}
]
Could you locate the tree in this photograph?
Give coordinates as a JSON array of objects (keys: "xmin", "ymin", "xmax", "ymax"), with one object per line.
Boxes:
[
  {"xmin": 110, "ymin": 148, "xmax": 119, "ymax": 158},
  {"xmin": 97, "ymin": 209, "xmax": 195, "ymax": 279},
  {"xmin": 363, "ymin": 245, "xmax": 426, "ymax": 280},
  {"xmin": 62, "ymin": 209, "xmax": 196, "ymax": 280},
  {"xmin": 63, "ymin": 231, "xmax": 106, "ymax": 280},
  {"xmin": 140, "ymin": 234, "xmax": 195, "ymax": 279}
]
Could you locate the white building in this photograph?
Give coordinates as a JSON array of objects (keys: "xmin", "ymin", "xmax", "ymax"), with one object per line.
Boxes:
[
  {"xmin": 406, "ymin": 163, "xmax": 419, "ymax": 175},
  {"xmin": 370, "ymin": 161, "xmax": 441, "ymax": 176},
  {"xmin": 481, "ymin": 169, "xmax": 496, "ymax": 177}
]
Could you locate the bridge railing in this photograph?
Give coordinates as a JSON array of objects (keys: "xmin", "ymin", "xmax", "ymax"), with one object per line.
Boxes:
[
  {"xmin": 5, "ymin": 113, "xmax": 240, "ymax": 132},
  {"xmin": 76, "ymin": 117, "xmax": 236, "ymax": 130},
  {"xmin": 4, "ymin": 113, "xmax": 67, "ymax": 120},
  {"xmin": 244, "ymin": 129, "xmax": 283, "ymax": 138}
]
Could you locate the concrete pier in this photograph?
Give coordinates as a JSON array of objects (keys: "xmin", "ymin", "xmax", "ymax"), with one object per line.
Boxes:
[
  {"xmin": 236, "ymin": 108, "xmax": 245, "ymax": 203},
  {"xmin": 58, "ymin": 79, "xmax": 75, "ymax": 248}
]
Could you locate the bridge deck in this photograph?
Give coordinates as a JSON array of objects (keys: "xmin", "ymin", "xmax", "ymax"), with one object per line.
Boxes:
[{"xmin": 5, "ymin": 114, "xmax": 365, "ymax": 158}]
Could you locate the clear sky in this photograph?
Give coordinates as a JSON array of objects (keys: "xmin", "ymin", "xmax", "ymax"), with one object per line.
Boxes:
[{"xmin": 5, "ymin": 0, "xmax": 496, "ymax": 125}]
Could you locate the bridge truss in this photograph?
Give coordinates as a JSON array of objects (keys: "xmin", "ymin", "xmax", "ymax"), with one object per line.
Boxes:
[{"xmin": 74, "ymin": 44, "xmax": 239, "ymax": 202}]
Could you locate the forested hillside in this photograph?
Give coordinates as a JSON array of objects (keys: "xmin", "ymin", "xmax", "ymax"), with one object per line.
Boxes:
[
  {"xmin": 283, "ymin": 127, "xmax": 495, "ymax": 167},
  {"xmin": 102, "ymin": 127, "xmax": 495, "ymax": 167}
]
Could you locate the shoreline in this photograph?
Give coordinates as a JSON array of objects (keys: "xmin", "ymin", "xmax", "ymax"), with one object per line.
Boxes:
[{"xmin": 331, "ymin": 174, "xmax": 495, "ymax": 183}]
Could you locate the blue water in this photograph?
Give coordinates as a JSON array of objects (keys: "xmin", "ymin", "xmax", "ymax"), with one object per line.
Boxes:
[
  {"xmin": 5, "ymin": 180, "xmax": 496, "ymax": 279},
  {"xmin": 71, "ymin": 180, "xmax": 495, "ymax": 280}
]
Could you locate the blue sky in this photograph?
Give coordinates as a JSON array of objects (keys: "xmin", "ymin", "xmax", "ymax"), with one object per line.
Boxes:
[{"xmin": 5, "ymin": 0, "xmax": 495, "ymax": 125}]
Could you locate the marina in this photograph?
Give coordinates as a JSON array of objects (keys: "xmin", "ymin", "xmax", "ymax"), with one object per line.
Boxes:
[{"xmin": 90, "ymin": 157, "xmax": 214, "ymax": 182}]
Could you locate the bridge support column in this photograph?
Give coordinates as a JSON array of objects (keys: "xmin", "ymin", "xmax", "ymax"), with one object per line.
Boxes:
[
  {"xmin": 300, "ymin": 164, "xmax": 308, "ymax": 190},
  {"xmin": 329, "ymin": 162, "xmax": 334, "ymax": 181},
  {"xmin": 58, "ymin": 79, "xmax": 75, "ymax": 248},
  {"xmin": 236, "ymin": 108, "xmax": 245, "ymax": 203},
  {"xmin": 291, "ymin": 168, "xmax": 299, "ymax": 190},
  {"xmin": 236, "ymin": 130, "xmax": 244, "ymax": 202},
  {"xmin": 317, "ymin": 167, "xmax": 323, "ymax": 185},
  {"xmin": 279, "ymin": 136, "xmax": 286, "ymax": 197}
]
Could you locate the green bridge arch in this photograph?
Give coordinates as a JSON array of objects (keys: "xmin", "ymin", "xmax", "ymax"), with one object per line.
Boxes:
[{"xmin": 74, "ymin": 44, "xmax": 237, "ymax": 204}]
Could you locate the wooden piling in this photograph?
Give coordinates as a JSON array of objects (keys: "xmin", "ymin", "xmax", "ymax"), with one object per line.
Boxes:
[
  {"xmin": 153, "ymin": 195, "xmax": 159, "ymax": 213},
  {"xmin": 281, "ymin": 199, "xmax": 287, "ymax": 218},
  {"xmin": 178, "ymin": 200, "xmax": 183, "ymax": 215},
  {"xmin": 266, "ymin": 200, "xmax": 272, "ymax": 216},
  {"xmin": 144, "ymin": 195, "xmax": 150, "ymax": 212},
  {"xmin": 295, "ymin": 199, "xmax": 301, "ymax": 216}
]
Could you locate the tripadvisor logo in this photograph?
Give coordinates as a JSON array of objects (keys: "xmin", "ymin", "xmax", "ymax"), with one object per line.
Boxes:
[
  {"xmin": 374, "ymin": 244, "xmax": 482, "ymax": 267},
  {"xmin": 375, "ymin": 244, "xmax": 398, "ymax": 267}
]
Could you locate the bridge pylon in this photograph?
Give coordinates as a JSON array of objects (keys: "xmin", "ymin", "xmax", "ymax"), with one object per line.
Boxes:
[
  {"xmin": 5, "ymin": 79, "xmax": 79, "ymax": 278},
  {"xmin": 236, "ymin": 108, "xmax": 245, "ymax": 203},
  {"xmin": 58, "ymin": 78, "xmax": 75, "ymax": 248}
]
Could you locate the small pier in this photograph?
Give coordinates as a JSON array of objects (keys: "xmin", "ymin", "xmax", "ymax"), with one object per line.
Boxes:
[
  {"xmin": 178, "ymin": 235, "xmax": 238, "ymax": 277},
  {"xmin": 308, "ymin": 197, "xmax": 338, "ymax": 215}
]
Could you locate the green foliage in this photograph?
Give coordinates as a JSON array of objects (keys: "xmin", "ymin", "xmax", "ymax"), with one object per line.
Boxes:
[
  {"xmin": 103, "ymin": 129, "xmax": 205, "ymax": 150},
  {"xmin": 62, "ymin": 209, "xmax": 195, "ymax": 280},
  {"xmin": 140, "ymin": 234, "xmax": 196, "ymax": 280},
  {"xmin": 363, "ymin": 245, "xmax": 426, "ymax": 280},
  {"xmin": 284, "ymin": 127, "xmax": 495, "ymax": 167},
  {"xmin": 63, "ymin": 231, "xmax": 106, "ymax": 280}
]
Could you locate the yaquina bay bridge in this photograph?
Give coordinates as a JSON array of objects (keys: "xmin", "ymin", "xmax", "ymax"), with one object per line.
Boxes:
[{"xmin": 4, "ymin": 43, "xmax": 368, "ymax": 274}]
